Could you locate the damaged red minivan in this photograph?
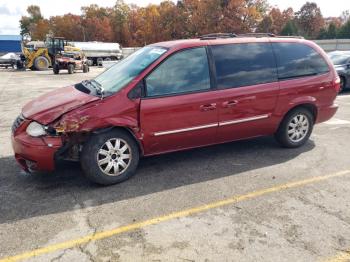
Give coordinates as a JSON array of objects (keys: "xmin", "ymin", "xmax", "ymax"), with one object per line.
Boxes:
[{"xmin": 12, "ymin": 34, "xmax": 340, "ymax": 185}]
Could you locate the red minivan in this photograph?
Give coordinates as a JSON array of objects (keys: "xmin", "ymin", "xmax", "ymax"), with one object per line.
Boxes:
[{"xmin": 12, "ymin": 34, "xmax": 340, "ymax": 185}]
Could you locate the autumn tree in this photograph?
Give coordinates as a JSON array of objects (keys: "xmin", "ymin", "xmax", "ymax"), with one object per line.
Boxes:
[
  {"xmin": 20, "ymin": 5, "xmax": 49, "ymax": 40},
  {"xmin": 110, "ymin": 0, "xmax": 131, "ymax": 45},
  {"xmin": 257, "ymin": 7, "xmax": 294, "ymax": 34},
  {"xmin": 49, "ymin": 14, "xmax": 84, "ymax": 41},
  {"xmin": 81, "ymin": 5, "xmax": 113, "ymax": 42},
  {"xmin": 295, "ymin": 2, "xmax": 325, "ymax": 39}
]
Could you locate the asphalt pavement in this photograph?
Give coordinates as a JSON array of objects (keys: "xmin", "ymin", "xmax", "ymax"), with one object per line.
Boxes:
[{"xmin": 0, "ymin": 68, "xmax": 350, "ymax": 262}]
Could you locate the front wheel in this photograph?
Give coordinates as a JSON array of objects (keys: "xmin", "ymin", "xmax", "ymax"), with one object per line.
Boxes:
[
  {"xmin": 81, "ymin": 130, "xmax": 140, "ymax": 185},
  {"xmin": 83, "ymin": 64, "xmax": 89, "ymax": 73},
  {"xmin": 275, "ymin": 108, "xmax": 314, "ymax": 148},
  {"xmin": 53, "ymin": 64, "xmax": 59, "ymax": 74}
]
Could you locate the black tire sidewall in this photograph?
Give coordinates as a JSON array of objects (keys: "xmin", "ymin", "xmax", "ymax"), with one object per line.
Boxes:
[
  {"xmin": 68, "ymin": 64, "xmax": 74, "ymax": 74},
  {"xmin": 340, "ymin": 77, "xmax": 346, "ymax": 92},
  {"xmin": 53, "ymin": 64, "xmax": 59, "ymax": 74},
  {"xmin": 276, "ymin": 108, "xmax": 314, "ymax": 148},
  {"xmin": 81, "ymin": 130, "xmax": 140, "ymax": 185}
]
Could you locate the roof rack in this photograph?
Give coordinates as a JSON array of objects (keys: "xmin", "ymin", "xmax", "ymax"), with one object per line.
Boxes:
[
  {"xmin": 199, "ymin": 32, "xmax": 304, "ymax": 40},
  {"xmin": 238, "ymin": 33, "xmax": 276, "ymax": 37},
  {"xmin": 199, "ymin": 33, "xmax": 237, "ymax": 40},
  {"xmin": 275, "ymin": 35, "xmax": 305, "ymax": 39},
  {"xmin": 238, "ymin": 33, "xmax": 304, "ymax": 39}
]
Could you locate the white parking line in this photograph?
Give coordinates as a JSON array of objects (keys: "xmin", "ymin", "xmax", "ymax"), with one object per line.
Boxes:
[{"xmin": 324, "ymin": 118, "xmax": 350, "ymax": 125}]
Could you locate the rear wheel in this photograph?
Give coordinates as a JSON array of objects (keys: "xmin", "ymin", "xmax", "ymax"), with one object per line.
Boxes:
[
  {"xmin": 67, "ymin": 64, "xmax": 74, "ymax": 74},
  {"xmin": 81, "ymin": 129, "xmax": 140, "ymax": 185},
  {"xmin": 275, "ymin": 108, "xmax": 314, "ymax": 148},
  {"xmin": 34, "ymin": 56, "xmax": 49, "ymax": 71},
  {"xmin": 339, "ymin": 77, "xmax": 346, "ymax": 93}
]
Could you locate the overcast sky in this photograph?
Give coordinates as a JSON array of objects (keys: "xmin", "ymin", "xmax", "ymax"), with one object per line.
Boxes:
[{"xmin": 0, "ymin": 0, "xmax": 348, "ymax": 35}]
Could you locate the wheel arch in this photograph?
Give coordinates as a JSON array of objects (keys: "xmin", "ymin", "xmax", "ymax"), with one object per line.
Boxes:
[{"xmin": 277, "ymin": 103, "xmax": 318, "ymax": 131}]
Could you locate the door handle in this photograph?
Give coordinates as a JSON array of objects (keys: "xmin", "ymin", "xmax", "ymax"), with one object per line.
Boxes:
[
  {"xmin": 222, "ymin": 100, "xmax": 238, "ymax": 108},
  {"xmin": 200, "ymin": 103, "xmax": 217, "ymax": 111}
]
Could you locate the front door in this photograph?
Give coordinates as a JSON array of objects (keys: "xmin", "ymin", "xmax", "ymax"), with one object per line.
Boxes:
[
  {"xmin": 140, "ymin": 47, "xmax": 218, "ymax": 155},
  {"xmin": 210, "ymin": 42, "xmax": 279, "ymax": 142}
]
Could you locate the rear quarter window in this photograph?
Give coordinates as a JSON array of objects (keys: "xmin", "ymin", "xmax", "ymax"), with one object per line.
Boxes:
[{"xmin": 272, "ymin": 43, "xmax": 330, "ymax": 80}]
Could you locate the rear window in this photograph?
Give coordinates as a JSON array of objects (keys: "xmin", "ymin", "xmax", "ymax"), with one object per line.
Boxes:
[
  {"xmin": 272, "ymin": 43, "xmax": 329, "ymax": 80},
  {"xmin": 211, "ymin": 43, "xmax": 277, "ymax": 89}
]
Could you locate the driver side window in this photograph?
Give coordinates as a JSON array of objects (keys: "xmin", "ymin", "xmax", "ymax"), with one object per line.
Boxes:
[{"xmin": 145, "ymin": 47, "xmax": 211, "ymax": 97}]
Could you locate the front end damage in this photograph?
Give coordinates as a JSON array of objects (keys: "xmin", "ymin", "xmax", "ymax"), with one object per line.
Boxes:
[{"xmin": 12, "ymin": 85, "xmax": 141, "ymax": 173}]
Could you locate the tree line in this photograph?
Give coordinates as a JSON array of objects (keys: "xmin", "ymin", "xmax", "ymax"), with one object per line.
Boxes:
[{"xmin": 19, "ymin": 0, "xmax": 350, "ymax": 47}]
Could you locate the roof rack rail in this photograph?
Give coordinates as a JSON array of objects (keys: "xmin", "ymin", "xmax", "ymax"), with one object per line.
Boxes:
[
  {"xmin": 238, "ymin": 33, "xmax": 304, "ymax": 39},
  {"xmin": 199, "ymin": 33, "xmax": 237, "ymax": 40},
  {"xmin": 238, "ymin": 33, "xmax": 276, "ymax": 37},
  {"xmin": 275, "ymin": 35, "xmax": 305, "ymax": 39}
]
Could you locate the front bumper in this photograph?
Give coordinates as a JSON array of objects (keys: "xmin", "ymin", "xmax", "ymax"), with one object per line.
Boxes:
[
  {"xmin": 11, "ymin": 132, "xmax": 62, "ymax": 172},
  {"xmin": 316, "ymin": 104, "xmax": 339, "ymax": 124}
]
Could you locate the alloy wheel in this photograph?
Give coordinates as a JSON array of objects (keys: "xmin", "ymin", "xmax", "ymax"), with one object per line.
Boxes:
[
  {"xmin": 96, "ymin": 138, "xmax": 132, "ymax": 176},
  {"xmin": 287, "ymin": 114, "xmax": 310, "ymax": 143}
]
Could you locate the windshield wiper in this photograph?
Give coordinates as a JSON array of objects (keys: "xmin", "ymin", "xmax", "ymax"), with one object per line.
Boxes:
[{"xmin": 82, "ymin": 80, "xmax": 105, "ymax": 99}]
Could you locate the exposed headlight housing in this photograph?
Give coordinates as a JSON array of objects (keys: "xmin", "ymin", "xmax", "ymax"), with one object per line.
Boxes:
[{"xmin": 26, "ymin": 121, "xmax": 46, "ymax": 137}]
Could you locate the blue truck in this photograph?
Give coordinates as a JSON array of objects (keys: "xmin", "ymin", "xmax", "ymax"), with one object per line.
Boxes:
[{"xmin": 0, "ymin": 35, "xmax": 23, "ymax": 68}]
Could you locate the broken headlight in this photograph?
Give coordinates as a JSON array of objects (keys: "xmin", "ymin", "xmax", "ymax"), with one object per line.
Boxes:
[{"xmin": 26, "ymin": 121, "xmax": 46, "ymax": 137}]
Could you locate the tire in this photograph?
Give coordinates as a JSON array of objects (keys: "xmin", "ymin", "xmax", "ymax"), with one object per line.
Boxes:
[
  {"xmin": 68, "ymin": 64, "xmax": 74, "ymax": 74},
  {"xmin": 339, "ymin": 76, "xmax": 346, "ymax": 93},
  {"xmin": 16, "ymin": 60, "xmax": 24, "ymax": 70},
  {"xmin": 87, "ymin": 59, "xmax": 93, "ymax": 66},
  {"xmin": 34, "ymin": 56, "xmax": 49, "ymax": 71},
  {"xmin": 97, "ymin": 58, "xmax": 103, "ymax": 67},
  {"xmin": 53, "ymin": 64, "xmax": 59, "ymax": 74},
  {"xmin": 81, "ymin": 129, "xmax": 140, "ymax": 185},
  {"xmin": 275, "ymin": 108, "xmax": 314, "ymax": 148},
  {"xmin": 83, "ymin": 64, "xmax": 89, "ymax": 73}
]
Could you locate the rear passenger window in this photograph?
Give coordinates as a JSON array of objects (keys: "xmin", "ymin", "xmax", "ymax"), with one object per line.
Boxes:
[
  {"xmin": 145, "ymin": 47, "xmax": 210, "ymax": 97},
  {"xmin": 272, "ymin": 43, "xmax": 329, "ymax": 80},
  {"xmin": 211, "ymin": 43, "xmax": 277, "ymax": 89}
]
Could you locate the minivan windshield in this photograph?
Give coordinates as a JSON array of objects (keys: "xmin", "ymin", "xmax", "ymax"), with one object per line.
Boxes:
[{"xmin": 93, "ymin": 46, "xmax": 167, "ymax": 96}]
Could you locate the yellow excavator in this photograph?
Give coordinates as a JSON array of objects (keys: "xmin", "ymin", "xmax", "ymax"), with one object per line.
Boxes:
[{"xmin": 22, "ymin": 37, "xmax": 81, "ymax": 71}]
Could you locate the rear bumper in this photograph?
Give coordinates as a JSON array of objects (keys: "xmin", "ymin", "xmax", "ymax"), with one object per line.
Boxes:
[
  {"xmin": 11, "ymin": 133, "xmax": 62, "ymax": 172},
  {"xmin": 316, "ymin": 104, "xmax": 339, "ymax": 124}
]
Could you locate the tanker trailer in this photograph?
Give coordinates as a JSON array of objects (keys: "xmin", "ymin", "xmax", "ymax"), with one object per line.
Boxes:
[{"xmin": 70, "ymin": 41, "xmax": 123, "ymax": 66}]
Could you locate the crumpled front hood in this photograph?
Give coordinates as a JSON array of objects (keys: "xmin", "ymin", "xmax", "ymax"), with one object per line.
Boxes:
[{"xmin": 22, "ymin": 85, "xmax": 99, "ymax": 125}]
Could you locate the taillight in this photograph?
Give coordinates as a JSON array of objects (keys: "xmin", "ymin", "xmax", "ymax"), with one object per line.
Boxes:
[{"xmin": 334, "ymin": 75, "xmax": 341, "ymax": 93}]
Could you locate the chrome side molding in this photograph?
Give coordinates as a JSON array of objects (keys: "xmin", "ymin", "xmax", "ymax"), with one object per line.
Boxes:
[
  {"xmin": 154, "ymin": 123, "xmax": 218, "ymax": 136},
  {"xmin": 153, "ymin": 114, "xmax": 270, "ymax": 136},
  {"xmin": 219, "ymin": 114, "xmax": 269, "ymax": 126}
]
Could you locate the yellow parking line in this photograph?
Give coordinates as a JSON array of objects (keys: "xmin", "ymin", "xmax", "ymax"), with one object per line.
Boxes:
[
  {"xmin": 1, "ymin": 170, "xmax": 349, "ymax": 262},
  {"xmin": 324, "ymin": 251, "xmax": 350, "ymax": 262}
]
